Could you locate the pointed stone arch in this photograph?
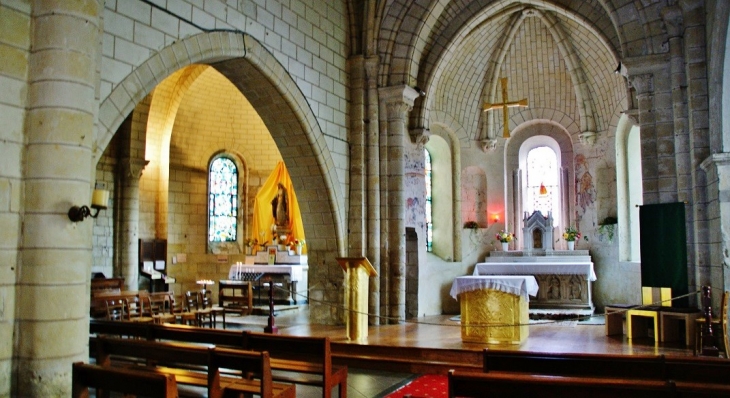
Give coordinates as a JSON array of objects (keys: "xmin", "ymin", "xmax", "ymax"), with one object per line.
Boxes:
[{"xmin": 95, "ymin": 31, "xmax": 345, "ymax": 255}]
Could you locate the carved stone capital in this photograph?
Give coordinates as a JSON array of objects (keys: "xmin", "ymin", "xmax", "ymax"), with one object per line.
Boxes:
[
  {"xmin": 365, "ymin": 56, "xmax": 379, "ymax": 81},
  {"xmin": 481, "ymin": 139, "xmax": 498, "ymax": 152},
  {"xmin": 578, "ymin": 131, "xmax": 597, "ymax": 146},
  {"xmin": 661, "ymin": 5, "xmax": 683, "ymax": 38},
  {"xmin": 120, "ymin": 158, "xmax": 150, "ymax": 179},
  {"xmin": 629, "ymin": 74, "xmax": 654, "ymax": 95},
  {"xmin": 379, "ymin": 85, "xmax": 419, "ymax": 120},
  {"xmin": 410, "ymin": 128, "xmax": 430, "ymax": 146}
]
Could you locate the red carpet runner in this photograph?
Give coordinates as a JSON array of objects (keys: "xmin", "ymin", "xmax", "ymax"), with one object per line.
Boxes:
[{"xmin": 386, "ymin": 374, "xmax": 448, "ymax": 398}]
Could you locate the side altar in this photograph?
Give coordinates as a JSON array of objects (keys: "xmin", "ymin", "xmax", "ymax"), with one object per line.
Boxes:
[
  {"xmin": 223, "ymin": 246, "xmax": 308, "ymax": 305},
  {"xmin": 474, "ymin": 211, "xmax": 596, "ymax": 317}
]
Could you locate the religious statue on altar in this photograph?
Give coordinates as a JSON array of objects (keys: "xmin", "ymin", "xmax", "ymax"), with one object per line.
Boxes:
[{"xmin": 271, "ymin": 183, "xmax": 289, "ymax": 227}]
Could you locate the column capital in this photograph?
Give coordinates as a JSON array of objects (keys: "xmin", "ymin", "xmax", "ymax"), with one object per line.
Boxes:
[
  {"xmin": 379, "ymin": 85, "xmax": 419, "ymax": 106},
  {"xmin": 120, "ymin": 158, "xmax": 150, "ymax": 179},
  {"xmin": 661, "ymin": 5, "xmax": 684, "ymax": 38},
  {"xmin": 365, "ymin": 56, "xmax": 379, "ymax": 81},
  {"xmin": 410, "ymin": 128, "xmax": 430, "ymax": 146},
  {"xmin": 629, "ymin": 74, "xmax": 654, "ymax": 95},
  {"xmin": 480, "ymin": 139, "xmax": 498, "ymax": 152},
  {"xmin": 578, "ymin": 131, "xmax": 597, "ymax": 146}
]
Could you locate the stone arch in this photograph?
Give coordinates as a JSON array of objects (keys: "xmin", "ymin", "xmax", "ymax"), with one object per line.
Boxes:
[{"xmin": 95, "ymin": 31, "xmax": 345, "ymax": 254}]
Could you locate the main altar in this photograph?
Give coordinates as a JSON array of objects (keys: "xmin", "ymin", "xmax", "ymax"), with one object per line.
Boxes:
[{"xmin": 475, "ymin": 211, "xmax": 596, "ymax": 317}]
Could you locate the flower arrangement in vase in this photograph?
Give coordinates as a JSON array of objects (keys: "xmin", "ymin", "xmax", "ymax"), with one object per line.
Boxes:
[
  {"xmin": 562, "ymin": 226, "xmax": 581, "ymax": 250},
  {"xmin": 290, "ymin": 239, "xmax": 305, "ymax": 255},
  {"xmin": 495, "ymin": 230, "xmax": 515, "ymax": 251},
  {"xmin": 244, "ymin": 238, "xmax": 258, "ymax": 255}
]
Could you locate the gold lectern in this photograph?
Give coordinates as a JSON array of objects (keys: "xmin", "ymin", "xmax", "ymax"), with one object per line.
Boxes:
[{"xmin": 336, "ymin": 257, "xmax": 377, "ymax": 341}]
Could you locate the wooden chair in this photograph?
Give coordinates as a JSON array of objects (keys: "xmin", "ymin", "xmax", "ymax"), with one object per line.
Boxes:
[
  {"xmin": 104, "ymin": 298, "xmax": 128, "ymax": 321},
  {"xmin": 695, "ymin": 290, "xmax": 729, "ymax": 356},
  {"xmin": 171, "ymin": 293, "xmax": 197, "ymax": 325},
  {"xmin": 148, "ymin": 292, "xmax": 176, "ymax": 324},
  {"xmin": 185, "ymin": 290, "xmax": 217, "ymax": 327},
  {"xmin": 626, "ymin": 287, "xmax": 671, "ymax": 342},
  {"xmin": 126, "ymin": 295, "xmax": 155, "ymax": 324}
]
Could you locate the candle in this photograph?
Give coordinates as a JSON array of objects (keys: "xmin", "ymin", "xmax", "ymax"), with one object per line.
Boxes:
[{"xmin": 91, "ymin": 189, "xmax": 109, "ymax": 209}]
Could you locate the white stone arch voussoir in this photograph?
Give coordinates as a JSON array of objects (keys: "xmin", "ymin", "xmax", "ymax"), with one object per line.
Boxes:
[{"xmin": 95, "ymin": 31, "xmax": 345, "ymax": 254}]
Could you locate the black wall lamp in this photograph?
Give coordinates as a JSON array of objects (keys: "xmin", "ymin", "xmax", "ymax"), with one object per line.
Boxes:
[{"xmin": 68, "ymin": 189, "xmax": 109, "ymax": 222}]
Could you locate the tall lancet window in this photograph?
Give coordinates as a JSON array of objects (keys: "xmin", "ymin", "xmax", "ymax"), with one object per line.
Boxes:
[
  {"xmin": 208, "ymin": 157, "xmax": 238, "ymax": 242},
  {"xmin": 424, "ymin": 148, "xmax": 433, "ymax": 252},
  {"xmin": 526, "ymin": 146, "xmax": 560, "ymax": 225}
]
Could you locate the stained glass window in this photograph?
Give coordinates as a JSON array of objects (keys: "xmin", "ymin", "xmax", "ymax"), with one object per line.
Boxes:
[
  {"xmin": 526, "ymin": 146, "xmax": 560, "ymax": 225},
  {"xmin": 208, "ymin": 157, "xmax": 238, "ymax": 242},
  {"xmin": 424, "ymin": 148, "xmax": 433, "ymax": 252}
]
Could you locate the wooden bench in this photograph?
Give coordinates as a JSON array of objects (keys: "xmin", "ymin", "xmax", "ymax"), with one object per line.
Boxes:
[
  {"xmin": 89, "ymin": 320, "xmax": 346, "ymax": 398},
  {"xmin": 92, "ymin": 335, "xmax": 296, "ymax": 398},
  {"xmin": 483, "ymin": 349, "xmax": 730, "ymax": 384},
  {"xmin": 242, "ymin": 331, "xmax": 348, "ymax": 398},
  {"xmin": 483, "ymin": 349, "xmax": 667, "ymax": 379},
  {"xmin": 448, "ymin": 369, "xmax": 730, "ymax": 397},
  {"xmin": 72, "ymin": 361, "xmax": 178, "ymax": 398}
]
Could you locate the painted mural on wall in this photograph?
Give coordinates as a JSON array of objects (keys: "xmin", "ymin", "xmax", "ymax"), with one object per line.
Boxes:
[
  {"xmin": 461, "ymin": 166, "xmax": 488, "ymax": 227},
  {"xmin": 405, "ymin": 145, "xmax": 426, "ymax": 231},
  {"xmin": 575, "ymin": 154, "xmax": 595, "ymax": 216}
]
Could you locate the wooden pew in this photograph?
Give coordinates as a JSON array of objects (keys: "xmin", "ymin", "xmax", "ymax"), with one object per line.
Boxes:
[
  {"xmin": 448, "ymin": 369, "xmax": 730, "ymax": 398},
  {"xmin": 483, "ymin": 349, "xmax": 667, "ymax": 379},
  {"xmin": 483, "ymin": 349, "xmax": 730, "ymax": 385},
  {"xmin": 242, "ymin": 331, "xmax": 348, "ymax": 398},
  {"xmin": 92, "ymin": 335, "xmax": 295, "ymax": 398},
  {"xmin": 89, "ymin": 320, "xmax": 346, "ymax": 398},
  {"xmin": 72, "ymin": 361, "xmax": 178, "ymax": 398}
]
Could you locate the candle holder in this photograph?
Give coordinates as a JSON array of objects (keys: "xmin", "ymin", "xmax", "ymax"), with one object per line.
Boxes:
[{"xmin": 68, "ymin": 189, "xmax": 110, "ymax": 222}]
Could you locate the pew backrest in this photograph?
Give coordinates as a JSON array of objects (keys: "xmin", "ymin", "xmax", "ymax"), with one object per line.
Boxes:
[
  {"xmin": 483, "ymin": 349, "xmax": 667, "ymax": 379},
  {"xmin": 449, "ymin": 369, "xmax": 675, "ymax": 398},
  {"xmin": 72, "ymin": 361, "xmax": 178, "ymax": 398}
]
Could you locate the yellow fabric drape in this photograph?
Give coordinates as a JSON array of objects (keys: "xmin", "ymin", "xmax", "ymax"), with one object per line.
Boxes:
[{"xmin": 251, "ymin": 161, "xmax": 306, "ymax": 253}]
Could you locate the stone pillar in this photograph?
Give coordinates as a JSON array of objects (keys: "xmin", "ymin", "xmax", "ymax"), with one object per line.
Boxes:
[
  {"xmin": 451, "ymin": 142, "xmax": 462, "ymax": 261},
  {"xmin": 348, "ymin": 56, "xmax": 366, "ymax": 256},
  {"xmin": 119, "ymin": 158, "xmax": 148, "ymax": 291},
  {"xmin": 379, "ymin": 85, "xmax": 419, "ymax": 323},
  {"xmin": 17, "ymin": 1, "xmax": 101, "ymax": 396},
  {"xmin": 629, "ymin": 74, "xmax": 659, "ymax": 204},
  {"xmin": 365, "ymin": 56, "xmax": 381, "ymax": 325},
  {"xmin": 680, "ymin": 0, "xmax": 711, "ymax": 286}
]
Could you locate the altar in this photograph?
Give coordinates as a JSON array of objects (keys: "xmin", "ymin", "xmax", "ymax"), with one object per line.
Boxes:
[
  {"xmin": 224, "ymin": 246, "xmax": 309, "ymax": 305},
  {"xmin": 475, "ymin": 252, "xmax": 595, "ymax": 317},
  {"xmin": 473, "ymin": 211, "xmax": 596, "ymax": 317},
  {"xmin": 450, "ymin": 275, "xmax": 538, "ymax": 344}
]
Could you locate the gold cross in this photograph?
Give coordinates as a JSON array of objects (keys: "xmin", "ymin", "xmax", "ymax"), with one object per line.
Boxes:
[{"xmin": 482, "ymin": 77, "xmax": 528, "ymax": 138}]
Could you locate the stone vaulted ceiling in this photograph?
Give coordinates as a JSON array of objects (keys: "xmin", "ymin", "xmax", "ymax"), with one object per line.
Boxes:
[{"xmin": 375, "ymin": 0, "xmax": 671, "ymax": 145}]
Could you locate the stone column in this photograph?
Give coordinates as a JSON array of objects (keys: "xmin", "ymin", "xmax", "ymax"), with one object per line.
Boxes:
[
  {"xmin": 348, "ymin": 56, "xmax": 366, "ymax": 256},
  {"xmin": 119, "ymin": 158, "xmax": 148, "ymax": 291},
  {"xmin": 365, "ymin": 56, "xmax": 381, "ymax": 325},
  {"xmin": 379, "ymin": 85, "xmax": 419, "ymax": 323},
  {"xmin": 680, "ymin": 0, "xmax": 711, "ymax": 286},
  {"xmin": 629, "ymin": 74, "xmax": 659, "ymax": 204},
  {"xmin": 18, "ymin": 1, "xmax": 101, "ymax": 396}
]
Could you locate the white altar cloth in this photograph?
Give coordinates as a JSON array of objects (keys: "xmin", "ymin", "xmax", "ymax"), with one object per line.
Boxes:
[
  {"xmin": 228, "ymin": 264, "xmax": 307, "ymax": 282},
  {"xmin": 473, "ymin": 262, "xmax": 597, "ymax": 281},
  {"xmin": 450, "ymin": 275, "xmax": 538, "ymax": 301}
]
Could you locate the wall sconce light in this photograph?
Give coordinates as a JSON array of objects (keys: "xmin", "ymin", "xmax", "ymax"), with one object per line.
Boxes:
[
  {"xmin": 68, "ymin": 189, "xmax": 109, "ymax": 222},
  {"xmin": 492, "ymin": 213, "xmax": 500, "ymax": 224}
]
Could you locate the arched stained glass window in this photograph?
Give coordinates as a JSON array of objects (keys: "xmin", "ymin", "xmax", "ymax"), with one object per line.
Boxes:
[
  {"xmin": 526, "ymin": 146, "xmax": 560, "ymax": 225},
  {"xmin": 424, "ymin": 148, "xmax": 433, "ymax": 252},
  {"xmin": 209, "ymin": 157, "xmax": 238, "ymax": 242}
]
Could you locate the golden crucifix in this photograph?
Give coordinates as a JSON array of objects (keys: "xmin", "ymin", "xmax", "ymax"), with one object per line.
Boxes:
[{"xmin": 482, "ymin": 77, "xmax": 528, "ymax": 138}]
